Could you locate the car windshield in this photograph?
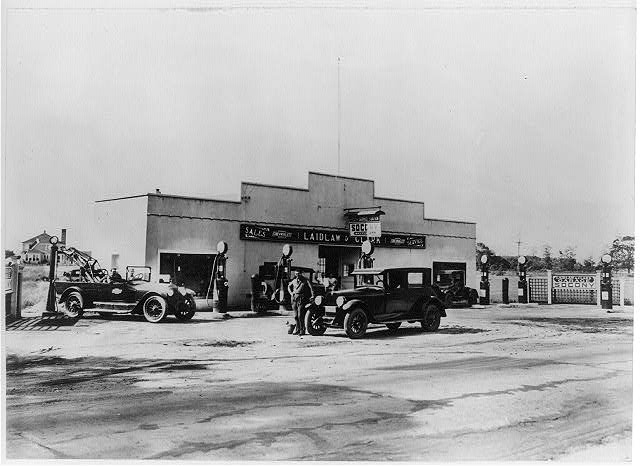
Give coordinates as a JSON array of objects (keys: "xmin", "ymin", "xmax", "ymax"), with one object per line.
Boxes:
[
  {"xmin": 126, "ymin": 266, "xmax": 151, "ymax": 282},
  {"xmin": 354, "ymin": 273, "xmax": 384, "ymax": 288}
]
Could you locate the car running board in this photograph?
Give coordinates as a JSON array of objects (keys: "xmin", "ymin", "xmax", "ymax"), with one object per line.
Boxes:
[{"xmin": 92, "ymin": 302, "xmax": 137, "ymax": 311}]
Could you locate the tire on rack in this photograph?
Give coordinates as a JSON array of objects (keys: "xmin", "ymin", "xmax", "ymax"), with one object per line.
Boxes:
[
  {"xmin": 64, "ymin": 291, "xmax": 84, "ymax": 318},
  {"xmin": 385, "ymin": 322, "xmax": 401, "ymax": 332},
  {"xmin": 343, "ymin": 308, "xmax": 368, "ymax": 339},
  {"xmin": 142, "ymin": 295, "xmax": 168, "ymax": 323},
  {"xmin": 175, "ymin": 296, "xmax": 196, "ymax": 322},
  {"xmin": 305, "ymin": 308, "xmax": 327, "ymax": 336},
  {"xmin": 421, "ymin": 303, "xmax": 441, "ymax": 332}
]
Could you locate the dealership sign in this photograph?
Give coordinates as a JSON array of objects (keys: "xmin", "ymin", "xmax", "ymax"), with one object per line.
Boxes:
[
  {"xmin": 240, "ymin": 223, "xmax": 425, "ymax": 249},
  {"xmin": 552, "ymin": 274, "xmax": 596, "ymax": 289}
]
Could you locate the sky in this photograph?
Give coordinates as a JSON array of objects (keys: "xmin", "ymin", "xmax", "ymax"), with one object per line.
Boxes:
[{"xmin": 1, "ymin": 0, "xmax": 636, "ymax": 260}]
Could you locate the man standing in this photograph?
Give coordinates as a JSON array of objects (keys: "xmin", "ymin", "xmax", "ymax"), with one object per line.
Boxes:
[{"xmin": 288, "ymin": 269, "xmax": 314, "ymax": 335}]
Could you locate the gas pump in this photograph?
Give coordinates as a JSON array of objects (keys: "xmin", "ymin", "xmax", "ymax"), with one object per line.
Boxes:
[
  {"xmin": 44, "ymin": 235, "xmax": 61, "ymax": 316},
  {"xmin": 276, "ymin": 244, "xmax": 293, "ymax": 310},
  {"xmin": 358, "ymin": 240, "xmax": 375, "ymax": 269},
  {"xmin": 479, "ymin": 254, "xmax": 490, "ymax": 305},
  {"xmin": 211, "ymin": 241, "xmax": 229, "ymax": 314},
  {"xmin": 517, "ymin": 255, "xmax": 528, "ymax": 304},
  {"xmin": 600, "ymin": 253, "xmax": 613, "ymax": 309}
]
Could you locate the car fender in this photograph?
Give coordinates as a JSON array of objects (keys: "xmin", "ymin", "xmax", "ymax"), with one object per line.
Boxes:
[
  {"xmin": 343, "ymin": 299, "xmax": 370, "ymax": 318},
  {"xmin": 58, "ymin": 286, "xmax": 85, "ymax": 304},
  {"xmin": 427, "ymin": 298, "xmax": 447, "ymax": 317}
]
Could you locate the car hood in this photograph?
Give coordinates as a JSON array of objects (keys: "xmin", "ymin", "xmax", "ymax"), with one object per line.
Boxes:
[
  {"xmin": 329, "ymin": 287, "xmax": 385, "ymax": 300},
  {"xmin": 130, "ymin": 282, "xmax": 194, "ymax": 295}
]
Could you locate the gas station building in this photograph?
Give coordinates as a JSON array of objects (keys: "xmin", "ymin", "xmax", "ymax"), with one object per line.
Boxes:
[{"xmin": 93, "ymin": 172, "xmax": 476, "ymax": 309}]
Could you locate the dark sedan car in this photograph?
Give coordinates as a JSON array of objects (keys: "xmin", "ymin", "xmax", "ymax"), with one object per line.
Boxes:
[
  {"xmin": 251, "ymin": 265, "xmax": 325, "ymax": 313},
  {"xmin": 53, "ymin": 266, "xmax": 196, "ymax": 323},
  {"xmin": 305, "ymin": 267, "xmax": 446, "ymax": 339},
  {"xmin": 433, "ymin": 281, "xmax": 479, "ymax": 308}
]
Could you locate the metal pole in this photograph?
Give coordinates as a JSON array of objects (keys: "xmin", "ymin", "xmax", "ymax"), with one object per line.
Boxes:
[{"xmin": 45, "ymin": 243, "xmax": 58, "ymax": 313}]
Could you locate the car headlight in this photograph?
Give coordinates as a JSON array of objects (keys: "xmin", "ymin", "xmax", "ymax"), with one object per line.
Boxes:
[
  {"xmin": 167, "ymin": 289, "xmax": 174, "ymax": 297},
  {"xmin": 336, "ymin": 296, "xmax": 345, "ymax": 307},
  {"xmin": 314, "ymin": 295, "xmax": 323, "ymax": 306},
  {"xmin": 178, "ymin": 286, "xmax": 187, "ymax": 296}
]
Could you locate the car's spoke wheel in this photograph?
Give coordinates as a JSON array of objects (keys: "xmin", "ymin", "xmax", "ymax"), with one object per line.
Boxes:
[
  {"xmin": 468, "ymin": 291, "xmax": 478, "ymax": 307},
  {"xmin": 444, "ymin": 294, "xmax": 454, "ymax": 309},
  {"xmin": 175, "ymin": 297, "xmax": 196, "ymax": 321},
  {"xmin": 64, "ymin": 291, "xmax": 84, "ymax": 318},
  {"xmin": 421, "ymin": 303, "xmax": 441, "ymax": 332},
  {"xmin": 251, "ymin": 298, "xmax": 267, "ymax": 314},
  {"xmin": 143, "ymin": 295, "xmax": 167, "ymax": 323},
  {"xmin": 344, "ymin": 308, "xmax": 368, "ymax": 339},
  {"xmin": 386, "ymin": 322, "xmax": 401, "ymax": 332},
  {"xmin": 305, "ymin": 308, "xmax": 327, "ymax": 336}
]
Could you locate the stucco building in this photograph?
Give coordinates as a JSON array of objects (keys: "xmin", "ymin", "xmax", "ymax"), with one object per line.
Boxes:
[{"xmin": 94, "ymin": 172, "xmax": 476, "ymax": 309}]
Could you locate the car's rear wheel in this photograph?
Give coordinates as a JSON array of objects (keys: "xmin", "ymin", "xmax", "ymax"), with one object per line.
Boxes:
[
  {"xmin": 421, "ymin": 303, "xmax": 441, "ymax": 332},
  {"xmin": 143, "ymin": 295, "xmax": 167, "ymax": 323},
  {"xmin": 468, "ymin": 290, "xmax": 478, "ymax": 307},
  {"xmin": 305, "ymin": 308, "xmax": 326, "ymax": 336},
  {"xmin": 64, "ymin": 291, "xmax": 84, "ymax": 318},
  {"xmin": 344, "ymin": 308, "xmax": 368, "ymax": 339},
  {"xmin": 386, "ymin": 322, "xmax": 401, "ymax": 332},
  {"xmin": 175, "ymin": 296, "xmax": 196, "ymax": 321}
]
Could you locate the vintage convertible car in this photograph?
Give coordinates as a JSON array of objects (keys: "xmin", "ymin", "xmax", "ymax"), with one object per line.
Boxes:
[
  {"xmin": 53, "ymin": 266, "xmax": 197, "ymax": 323},
  {"xmin": 304, "ymin": 267, "xmax": 446, "ymax": 339}
]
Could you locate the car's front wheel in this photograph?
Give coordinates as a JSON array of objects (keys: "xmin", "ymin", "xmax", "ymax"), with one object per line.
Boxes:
[
  {"xmin": 421, "ymin": 303, "xmax": 441, "ymax": 332},
  {"xmin": 175, "ymin": 296, "xmax": 196, "ymax": 321},
  {"xmin": 305, "ymin": 308, "xmax": 326, "ymax": 336},
  {"xmin": 64, "ymin": 291, "xmax": 84, "ymax": 318},
  {"xmin": 344, "ymin": 308, "xmax": 368, "ymax": 339},
  {"xmin": 444, "ymin": 294, "xmax": 454, "ymax": 309},
  {"xmin": 143, "ymin": 295, "xmax": 167, "ymax": 323}
]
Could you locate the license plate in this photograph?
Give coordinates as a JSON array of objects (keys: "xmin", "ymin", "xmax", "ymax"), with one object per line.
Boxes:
[{"xmin": 324, "ymin": 305, "xmax": 337, "ymax": 316}]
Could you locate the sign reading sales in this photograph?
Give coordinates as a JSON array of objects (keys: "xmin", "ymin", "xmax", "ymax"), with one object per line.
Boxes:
[{"xmin": 349, "ymin": 222, "xmax": 381, "ymax": 238}]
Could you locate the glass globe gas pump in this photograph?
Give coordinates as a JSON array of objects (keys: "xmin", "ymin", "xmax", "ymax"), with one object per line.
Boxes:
[
  {"xmin": 277, "ymin": 244, "xmax": 293, "ymax": 310},
  {"xmin": 517, "ymin": 255, "xmax": 528, "ymax": 304},
  {"xmin": 211, "ymin": 241, "xmax": 229, "ymax": 313},
  {"xmin": 600, "ymin": 254, "xmax": 613, "ymax": 310},
  {"xmin": 44, "ymin": 235, "xmax": 61, "ymax": 316},
  {"xmin": 479, "ymin": 254, "xmax": 490, "ymax": 305}
]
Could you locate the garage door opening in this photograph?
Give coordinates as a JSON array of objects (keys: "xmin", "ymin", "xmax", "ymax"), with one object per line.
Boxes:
[{"xmin": 159, "ymin": 253, "xmax": 215, "ymax": 298}]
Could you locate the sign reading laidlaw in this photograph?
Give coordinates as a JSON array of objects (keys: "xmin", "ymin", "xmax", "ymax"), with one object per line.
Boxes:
[{"xmin": 240, "ymin": 223, "xmax": 425, "ymax": 249}]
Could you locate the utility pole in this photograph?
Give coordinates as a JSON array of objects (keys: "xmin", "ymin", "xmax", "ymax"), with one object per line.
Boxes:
[
  {"xmin": 515, "ymin": 237, "xmax": 522, "ymax": 257},
  {"xmin": 337, "ymin": 56, "xmax": 341, "ymax": 175}
]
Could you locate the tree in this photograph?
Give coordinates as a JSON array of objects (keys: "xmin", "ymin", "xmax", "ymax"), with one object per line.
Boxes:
[
  {"xmin": 611, "ymin": 236, "xmax": 634, "ymax": 273},
  {"xmin": 542, "ymin": 245, "xmax": 553, "ymax": 270},
  {"xmin": 580, "ymin": 256, "xmax": 596, "ymax": 272},
  {"xmin": 5, "ymin": 250, "xmax": 15, "ymax": 259},
  {"xmin": 557, "ymin": 246, "xmax": 577, "ymax": 271}
]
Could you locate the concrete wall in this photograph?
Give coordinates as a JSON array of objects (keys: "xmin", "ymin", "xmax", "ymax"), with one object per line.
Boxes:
[{"xmin": 94, "ymin": 196, "xmax": 148, "ymax": 272}]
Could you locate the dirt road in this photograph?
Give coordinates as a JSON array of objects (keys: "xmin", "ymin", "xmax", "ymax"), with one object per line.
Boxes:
[{"xmin": 4, "ymin": 304, "xmax": 633, "ymax": 460}]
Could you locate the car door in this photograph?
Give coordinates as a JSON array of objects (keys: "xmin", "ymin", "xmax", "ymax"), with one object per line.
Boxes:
[{"xmin": 383, "ymin": 270, "xmax": 409, "ymax": 321}]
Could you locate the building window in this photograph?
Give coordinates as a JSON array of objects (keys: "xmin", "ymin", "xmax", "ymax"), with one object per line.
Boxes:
[
  {"xmin": 317, "ymin": 258, "xmax": 326, "ymax": 274},
  {"xmin": 343, "ymin": 263, "xmax": 354, "ymax": 277}
]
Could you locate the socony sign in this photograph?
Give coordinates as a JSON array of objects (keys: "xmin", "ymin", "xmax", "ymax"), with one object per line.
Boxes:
[{"xmin": 349, "ymin": 222, "xmax": 381, "ymax": 238}]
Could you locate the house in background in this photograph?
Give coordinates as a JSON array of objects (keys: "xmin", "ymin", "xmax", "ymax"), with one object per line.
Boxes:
[{"xmin": 21, "ymin": 229, "xmax": 67, "ymax": 264}]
